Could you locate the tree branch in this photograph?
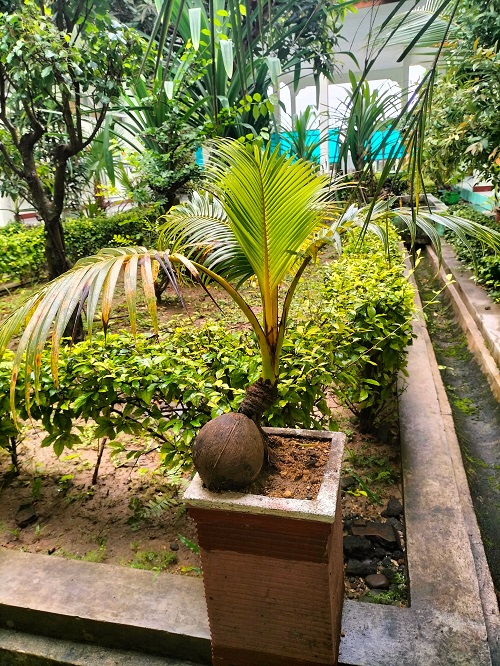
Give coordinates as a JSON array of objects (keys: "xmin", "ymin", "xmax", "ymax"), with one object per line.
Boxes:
[
  {"xmin": 0, "ymin": 68, "xmax": 20, "ymax": 149},
  {"xmin": 0, "ymin": 142, "xmax": 23, "ymax": 178},
  {"xmin": 80, "ymin": 107, "xmax": 108, "ymax": 151},
  {"xmin": 60, "ymin": 88, "xmax": 79, "ymax": 150},
  {"xmin": 52, "ymin": 160, "xmax": 67, "ymax": 215}
]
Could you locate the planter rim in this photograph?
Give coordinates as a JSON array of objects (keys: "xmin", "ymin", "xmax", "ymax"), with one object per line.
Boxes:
[{"xmin": 184, "ymin": 427, "xmax": 345, "ymax": 523}]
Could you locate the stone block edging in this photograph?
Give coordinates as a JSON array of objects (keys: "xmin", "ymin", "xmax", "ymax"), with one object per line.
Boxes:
[{"xmin": 426, "ymin": 242, "xmax": 500, "ymax": 402}]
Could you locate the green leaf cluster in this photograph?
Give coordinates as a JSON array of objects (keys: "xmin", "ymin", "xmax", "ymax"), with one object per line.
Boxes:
[
  {"xmin": 0, "ymin": 207, "xmax": 160, "ymax": 285},
  {"xmin": 0, "ymin": 233, "xmax": 414, "ymax": 468}
]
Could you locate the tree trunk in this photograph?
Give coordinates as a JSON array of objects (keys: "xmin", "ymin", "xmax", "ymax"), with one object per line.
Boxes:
[
  {"xmin": 44, "ymin": 213, "xmax": 72, "ymax": 281},
  {"xmin": 238, "ymin": 378, "xmax": 278, "ymax": 424},
  {"xmin": 43, "ymin": 212, "xmax": 84, "ymax": 340}
]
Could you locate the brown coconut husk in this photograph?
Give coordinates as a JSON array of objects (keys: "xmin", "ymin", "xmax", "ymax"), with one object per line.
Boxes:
[{"xmin": 192, "ymin": 412, "xmax": 264, "ymax": 490}]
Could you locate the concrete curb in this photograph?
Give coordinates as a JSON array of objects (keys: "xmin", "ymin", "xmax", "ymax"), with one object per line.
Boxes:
[
  {"xmin": 426, "ymin": 242, "xmax": 500, "ymax": 402},
  {"xmin": 0, "ymin": 629, "xmax": 202, "ymax": 666}
]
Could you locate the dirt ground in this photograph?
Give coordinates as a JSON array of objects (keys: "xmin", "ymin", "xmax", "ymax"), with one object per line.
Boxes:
[
  {"xmin": 0, "ymin": 280, "xmax": 404, "ymax": 597},
  {"xmin": 0, "ymin": 413, "xmax": 403, "ymax": 590}
]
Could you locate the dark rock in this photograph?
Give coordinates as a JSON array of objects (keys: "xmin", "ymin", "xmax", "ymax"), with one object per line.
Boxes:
[
  {"xmin": 381, "ymin": 496, "xmax": 403, "ymax": 518},
  {"xmin": 387, "ymin": 517, "xmax": 404, "ymax": 532},
  {"xmin": 381, "ymin": 556, "xmax": 393, "ymax": 568},
  {"xmin": 15, "ymin": 503, "xmax": 37, "ymax": 529},
  {"xmin": 345, "ymin": 559, "xmax": 378, "ymax": 577},
  {"xmin": 365, "ymin": 573, "xmax": 390, "ymax": 590},
  {"xmin": 170, "ymin": 542, "xmax": 179, "ymax": 551},
  {"xmin": 381, "ymin": 567, "xmax": 400, "ymax": 584},
  {"xmin": 392, "ymin": 550, "xmax": 403, "ymax": 560},
  {"xmin": 372, "ymin": 546, "xmax": 387, "ymax": 561},
  {"xmin": 306, "ymin": 453, "xmax": 318, "ymax": 468},
  {"xmin": 351, "ymin": 521, "xmax": 397, "ymax": 547},
  {"xmin": 343, "ymin": 535, "xmax": 373, "ymax": 559},
  {"xmin": 352, "ymin": 519, "xmax": 367, "ymax": 527},
  {"xmin": 340, "ymin": 476, "xmax": 356, "ymax": 490}
]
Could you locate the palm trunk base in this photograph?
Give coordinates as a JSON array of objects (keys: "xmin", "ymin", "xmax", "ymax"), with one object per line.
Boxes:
[{"xmin": 238, "ymin": 379, "xmax": 278, "ymax": 424}]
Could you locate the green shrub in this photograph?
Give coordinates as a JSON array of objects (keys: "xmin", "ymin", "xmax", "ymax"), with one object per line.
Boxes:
[
  {"xmin": 63, "ymin": 206, "xmax": 160, "ymax": 263},
  {"xmin": 0, "ymin": 231, "xmax": 414, "ymax": 469},
  {"xmin": 445, "ymin": 204, "xmax": 500, "ymax": 302},
  {"xmin": 319, "ymin": 232, "xmax": 415, "ymax": 430},
  {"xmin": 0, "ymin": 223, "xmax": 45, "ymax": 285},
  {"xmin": 0, "ymin": 207, "xmax": 160, "ymax": 285}
]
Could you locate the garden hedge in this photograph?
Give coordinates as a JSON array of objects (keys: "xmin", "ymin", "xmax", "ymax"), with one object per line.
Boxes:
[
  {"xmin": 446, "ymin": 204, "xmax": 500, "ymax": 302},
  {"xmin": 0, "ymin": 207, "xmax": 160, "ymax": 285},
  {"xmin": 0, "ymin": 230, "xmax": 415, "ymax": 471}
]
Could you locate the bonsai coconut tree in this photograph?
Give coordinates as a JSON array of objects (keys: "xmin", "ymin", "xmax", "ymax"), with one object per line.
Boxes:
[{"xmin": 1, "ymin": 138, "xmax": 500, "ymax": 490}]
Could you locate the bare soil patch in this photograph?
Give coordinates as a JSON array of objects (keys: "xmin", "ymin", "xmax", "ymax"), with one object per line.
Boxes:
[
  {"xmin": 0, "ymin": 281, "xmax": 405, "ymax": 603},
  {"xmin": 245, "ymin": 435, "xmax": 330, "ymax": 499},
  {"xmin": 0, "ymin": 431, "xmax": 201, "ymax": 576}
]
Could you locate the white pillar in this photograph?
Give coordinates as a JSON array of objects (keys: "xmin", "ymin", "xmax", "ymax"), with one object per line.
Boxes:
[
  {"xmin": 0, "ymin": 196, "xmax": 14, "ymax": 227},
  {"xmin": 318, "ymin": 75, "xmax": 330, "ymax": 172}
]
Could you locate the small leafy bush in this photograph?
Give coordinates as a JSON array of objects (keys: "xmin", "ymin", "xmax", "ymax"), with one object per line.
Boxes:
[
  {"xmin": 0, "ymin": 223, "xmax": 45, "ymax": 285},
  {"xmin": 445, "ymin": 204, "xmax": 500, "ymax": 302},
  {"xmin": 319, "ymin": 232, "xmax": 415, "ymax": 430},
  {"xmin": 0, "ymin": 207, "xmax": 160, "ymax": 285},
  {"xmin": 0, "ymin": 232, "xmax": 415, "ymax": 469},
  {"xmin": 63, "ymin": 207, "xmax": 160, "ymax": 263}
]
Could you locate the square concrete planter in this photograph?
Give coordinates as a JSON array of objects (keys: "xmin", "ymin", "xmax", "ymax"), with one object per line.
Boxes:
[{"xmin": 184, "ymin": 427, "xmax": 346, "ymax": 666}]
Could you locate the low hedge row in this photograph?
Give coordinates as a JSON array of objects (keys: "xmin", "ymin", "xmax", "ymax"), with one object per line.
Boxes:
[
  {"xmin": 446, "ymin": 204, "xmax": 500, "ymax": 302},
  {"xmin": 0, "ymin": 230, "xmax": 415, "ymax": 471},
  {"xmin": 0, "ymin": 207, "xmax": 160, "ymax": 285}
]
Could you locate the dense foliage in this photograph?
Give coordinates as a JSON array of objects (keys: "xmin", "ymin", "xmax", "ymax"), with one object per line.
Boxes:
[
  {"xmin": 0, "ymin": 207, "xmax": 160, "ymax": 285},
  {"xmin": 0, "ymin": 0, "xmax": 143, "ymax": 278},
  {"xmin": 321, "ymin": 233, "xmax": 415, "ymax": 431},
  {"xmin": 446, "ymin": 204, "xmax": 500, "ymax": 302},
  {"xmin": 423, "ymin": 1, "xmax": 500, "ymax": 189},
  {"xmin": 0, "ymin": 232, "xmax": 415, "ymax": 470}
]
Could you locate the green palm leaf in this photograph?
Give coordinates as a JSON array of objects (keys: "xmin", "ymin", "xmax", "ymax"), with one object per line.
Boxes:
[
  {"xmin": 159, "ymin": 191, "xmax": 253, "ymax": 286},
  {"xmin": 206, "ymin": 139, "xmax": 330, "ymax": 293}
]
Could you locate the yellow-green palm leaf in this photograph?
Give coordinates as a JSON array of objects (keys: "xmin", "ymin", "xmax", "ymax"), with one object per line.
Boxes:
[{"xmin": 205, "ymin": 139, "xmax": 331, "ymax": 295}]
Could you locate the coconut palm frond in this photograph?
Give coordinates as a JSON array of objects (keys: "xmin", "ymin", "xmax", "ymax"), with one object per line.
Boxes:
[
  {"xmin": 374, "ymin": 9, "xmax": 460, "ymax": 54},
  {"xmin": 0, "ymin": 247, "xmax": 199, "ymax": 416},
  {"xmin": 159, "ymin": 191, "xmax": 254, "ymax": 286},
  {"xmin": 205, "ymin": 139, "xmax": 331, "ymax": 295}
]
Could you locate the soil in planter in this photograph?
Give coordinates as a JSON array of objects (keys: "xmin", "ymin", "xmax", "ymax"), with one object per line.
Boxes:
[{"xmin": 243, "ymin": 435, "xmax": 331, "ymax": 499}]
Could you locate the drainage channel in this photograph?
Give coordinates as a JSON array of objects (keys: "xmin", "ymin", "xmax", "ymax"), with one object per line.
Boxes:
[{"xmin": 415, "ymin": 255, "xmax": 500, "ymax": 604}]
